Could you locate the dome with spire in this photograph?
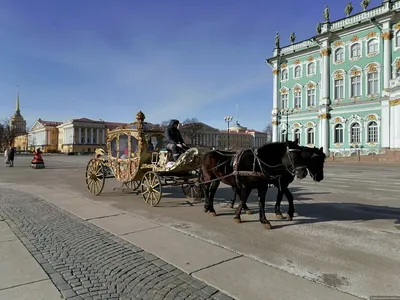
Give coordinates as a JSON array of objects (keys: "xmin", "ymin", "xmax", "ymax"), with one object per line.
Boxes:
[
  {"xmin": 9, "ymin": 87, "xmax": 27, "ymax": 135},
  {"xmin": 228, "ymin": 121, "xmax": 247, "ymax": 132}
]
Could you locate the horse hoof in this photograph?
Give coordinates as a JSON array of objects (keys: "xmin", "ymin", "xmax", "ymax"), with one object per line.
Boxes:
[
  {"xmin": 263, "ymin": 222, "xmax": 273, "ymax": 229},
  {"xmin": 286, "ymin": 214, "xmax": 293, "ymax": 221},
  {"xmin": 275, "ymin": 213, "xmax": 285, "ymax": 219},
  {"xmin": 245, "ymin": 210, "xmax": 253, "ymax": 215},
  {"xmin": 233, "ymin": 218, "xmax": 241, "ymax": 224},
  {"xmin": 209, "ymin": 212, "xmax": 217, "ymax": 217}
]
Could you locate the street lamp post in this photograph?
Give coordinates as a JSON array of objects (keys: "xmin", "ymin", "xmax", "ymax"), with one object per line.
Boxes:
[
  {"xmin": 224, "ymin": 116, "xmax": 233, "ymax": 149},
  {"xmin": 279, "ymin": 108, "xmax": 294, "ymax": 141}
]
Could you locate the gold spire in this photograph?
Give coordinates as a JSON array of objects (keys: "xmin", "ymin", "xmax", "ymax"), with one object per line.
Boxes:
[{"xmin": 16, "ymin": 85, "xmax": 20, "ymax": 113}]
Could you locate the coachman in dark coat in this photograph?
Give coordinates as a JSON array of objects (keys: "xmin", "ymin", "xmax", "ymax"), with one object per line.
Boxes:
[{"xmin": 164, "ymin": 119, "xmax": 187, "ymax": 161}]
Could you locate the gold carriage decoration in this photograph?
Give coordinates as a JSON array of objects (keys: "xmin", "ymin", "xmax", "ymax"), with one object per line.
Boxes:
[{"xmin": 85, "ymin": 111, "xmax": 204, "ymax": 207}]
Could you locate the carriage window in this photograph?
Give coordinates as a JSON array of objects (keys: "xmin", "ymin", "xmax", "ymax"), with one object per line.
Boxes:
[
  {"xmin": 110, "ymin": 137, "xmax": 118, "ymax": 158},
  {"xmin": 131, "ymin": 136, "xmax": 138, "ymax": 156},
  {"xmin": 119, "ymin": 135, "xmax": 129, "ymax": 159}
]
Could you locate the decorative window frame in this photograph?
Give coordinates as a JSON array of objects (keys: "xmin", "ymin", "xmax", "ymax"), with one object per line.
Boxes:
[
  {"xmin": 391, "ymin": 58, "xmax": 400, "ymax": 79},
  {"xmin": 393, "ymin": 29, "xmax": 400, "ymax": 50},
  {"xmin": 366, "ymin": 38, "xmax": 379, "ymax": 57},
  {"xmin": 363, "ymin": 113, "xmax": 381, "ymax": 146},
  {"xmin": 293, "ymin": 65, "xmax": 302, "ymax": 79},
  {"xmin": 347, "ymin": 114, "xmax": 363, "ymax": 146},
  {"xmin": 279, "ymin": 86, "xmax": 289, "ymax": 109},
  {"xmin": 306, "ymin": 62, "xmax": 316, "ymax": 76},
  {"xmin": 364, "ymin": 62, "xmax": 381, "ymax": 98},
  {"xmin": 330, "ymin": 116, "xmax": 347, "ymax": 146},
  {"xmin": 333, "ymin": 47, "xmax": 345, "ymax": 65},
  {"xmin": 304, "ymin": 121, "xmax": 317, "ymax": 147},
  {"xmin": 306, "ymin": 81, "xmax": 317, "ymax": 108},
  {"xmin": 291, "ymin": 123, "xmax": 303, "ymax": 144},
  {"xmin": 292, "ymin": 84, "xmax": 303, "ymax": 109},
  {"xmin": 281, "ymin": 68, "xmax": 288, "ymax": 82},
  {"xmin": 348, "ymin": 65, "xmax": 363, "ymax": 100},
  {"xmin": 349, "ymin": 42, "xmax": 362, "ymax": 61},
  {"xmin": 331, "ymin": 69, "xmax": 346, "ymax": 102},
  {"xmin": 279, "ymin": 123, "xmax": 288, "ymax": 142}
]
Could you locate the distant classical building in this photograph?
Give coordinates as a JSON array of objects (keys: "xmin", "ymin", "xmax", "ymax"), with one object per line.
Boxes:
[
  {"xmin": 10, "ymin": 90, "xmax": 28, "ymax": 151},
  {"xmin": 266, "ymin": 0, "xmax": 400, "ymax": 156},
  {"xmin": 181, "ymin": 122, "xmax": 220, "ymax": 149},
  {"xmin": 28, "ymin": 119, "xmax": 62, "ymax": 152}
]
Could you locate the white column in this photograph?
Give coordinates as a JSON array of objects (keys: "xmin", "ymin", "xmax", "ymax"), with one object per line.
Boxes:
[
  {"xmin": 271, "ymin": 62, "xmax": 279, "ymax": 142},
  {"xmin": 91, "ymin": 128, "xmax": 94, "ymax": 144},
  {"xmin": 84, "ymin": 128, "xmax": 88, "ymax": 144},
  {"xmin": 102, "ymin": 129, "xmax": 105, "ymax": 144},
  {"xmin": 96, "ymin": 129, "xmax": 99, "ymax": 144},
  {"xmin": 319, "ymin": 43, "xmax": 331, "ymax": 155},
  {"xmin": 381, "ymin": 100, "xmax": 390, "ymax": 147},
  {"xmin": 381, "ymin": 26, "xmax": 392, "ymax": 93},
  {"xmin": 78, "ymin": 128, "xmax": 82, "ymax": 144}
]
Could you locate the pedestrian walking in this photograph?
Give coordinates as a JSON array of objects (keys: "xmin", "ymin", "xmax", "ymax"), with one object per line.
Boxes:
[
  {"xmin": 8, "ymin": 147, "xmax": 15, "ymax": 167},
  {"xmin": 4, "ymin": 148, "xmax": 10, "ymax": 166}
]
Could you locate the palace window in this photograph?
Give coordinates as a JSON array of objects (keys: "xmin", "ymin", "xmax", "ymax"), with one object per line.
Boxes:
[
  {"xmin": 334, "ymin": 48, "xmax": 344, "ymax": 62},
  {"xmin": 281, "ymin": 93, "xmax": 288, "ymax": 109},
  {"xmin": 307, "ymin": 88, "xmax": 316, "ymax": 106},
  {"xmin": 334, "ymin": 124, "xmax": 344, "ymax": 144},
  {"xmin": 367, "ymin": 39, "xmax": 378, "ymax": 54},
  {"xmin": 281, "ymin": 69, "xmax": 288, "ymax": 81},
  {"xmin": 350, "ymin": 43, "xmax": 360, "ymax": 58},
  {"xmin": 307, "ymin": 62, "xmax": 316, "ymax": 75},
  {"xmin": 334, "ymin": 78, "xmax": 344, "ymax": 99},
  {"xmin": 294, "ymin": 129, "xmax": 301, "ymax": 142},
  {"xmin": 294, "ymin": 91, "xmax": 301, "ymax": 108},
  {"xmin": 281, "ymin": 130, "xmax": 287, "ymax": 142},
  {"xmin": 351, "ymin": 75, "xmax": 361, "ymax": 97},
  {"xmin": 350, "ymin": 123, "xmax": 361, "ymax": 143},
  {"xmin": 367, "ymin": 71, "xmax": 379, "ymax": 95},
  {"xmin": 294, "ymin": 66, "xmax": 301, "ymax": 78},
  {"xmin": 396, "ymin": 32, "xmax": 400, "ymax": 47},
  {"xmin": 367, "ymin": 121, "xmax": 378, "ymax": 143},
  {"xmin": 306, "ymin": 128, "xmax": 315, "ymax": 145}
]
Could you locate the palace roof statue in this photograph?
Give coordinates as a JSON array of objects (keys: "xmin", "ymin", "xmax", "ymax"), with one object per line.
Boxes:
[
  {"xmin": 289, "ymin": 32, "xmax": 296, "ymax": 44},
  {"xmin": 361, "ymin": 0, "xmax": 370, "ymax": 11},
  {"xmin": 345, "ymin": 1, "xmax": 354, "ymax": 16},
  {"xmin": 323, "ymin": 5, "xmax": 330, "ymax": 22},
  {"xmin": 275, "ymin": 31, "xmax": 280, "ymax": 48}
]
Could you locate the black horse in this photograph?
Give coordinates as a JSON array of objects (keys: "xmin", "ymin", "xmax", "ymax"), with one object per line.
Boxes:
[
  {"xmin": 229, "ymin": 146, "xmax": 326, "ymax": 220},
  {"xmin": 199, "ymin": 140, "xmax": 308, "ymax": 229}
]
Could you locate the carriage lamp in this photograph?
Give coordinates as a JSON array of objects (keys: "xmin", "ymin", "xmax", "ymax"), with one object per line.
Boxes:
[{"xmin": 224, "ymin": 116, "xmax": 233, "ymax": 150}]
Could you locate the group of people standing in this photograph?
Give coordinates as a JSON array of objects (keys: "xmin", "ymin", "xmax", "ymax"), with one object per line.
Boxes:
[{"xmin": 4, "ymin": 147, "xmax": 16, "ymax": 167}]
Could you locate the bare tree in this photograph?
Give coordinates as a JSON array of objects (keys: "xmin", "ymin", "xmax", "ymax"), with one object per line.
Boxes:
[
  {"xmin": 264, "ymin": 124, "xmax": 273, "ymax": 143},
  {"xmin": 180, "ymin": 118, "xmax": 203, "ymax": 145},
  {"xmin": 0, "ymin": 122, "xmax": 4, "ymax": 151},
  {"xmin": 0, "ymin": 119, "xmax": 15, "ymax": 150},
  {"xmin": 160, "ymin": 120, "xmax": 170, "ymax": 129}
]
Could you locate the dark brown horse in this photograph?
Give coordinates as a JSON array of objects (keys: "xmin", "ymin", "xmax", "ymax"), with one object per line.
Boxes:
[
  {"xmin": 229, "ymin": 146, "xmax": 326, "ymax": 220},
  {"xmin": 199, "ymin": 139, "xmax": 308, "ymax": 229}
]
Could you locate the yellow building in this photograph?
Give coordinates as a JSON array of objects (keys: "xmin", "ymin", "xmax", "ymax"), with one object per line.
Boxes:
[{"xmin": 29, "ymin": 119, "xmax": 62, "ymax": 152}]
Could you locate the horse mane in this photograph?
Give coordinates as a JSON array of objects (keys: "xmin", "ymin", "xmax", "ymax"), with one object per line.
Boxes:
[{"xmin": 256, "ymin": 142, "xmax": 288, "ymax": 161}]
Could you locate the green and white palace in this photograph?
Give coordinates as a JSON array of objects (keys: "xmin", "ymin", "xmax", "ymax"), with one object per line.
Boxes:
[{"xmin": 266, "ymin": 0, "xmax": 400, "ymax": 157}]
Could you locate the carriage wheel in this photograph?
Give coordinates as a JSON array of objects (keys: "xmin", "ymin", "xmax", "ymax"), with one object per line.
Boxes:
[
  {"xmin": 127, "ymin": 180, "xmax": 140, "ymax": 191},
  {"xmin": 141, "ymin": 171, "xmax": 162, "ymax": 207},
  {"xmin": 182, "ymin": 182, "xmax": 204, "ymax": 201},
  {"xmin": 85, "ymin": 159, "xmax": 105, "ymax": 196}
]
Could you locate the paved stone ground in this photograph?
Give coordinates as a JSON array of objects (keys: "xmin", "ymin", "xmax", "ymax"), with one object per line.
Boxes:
[{"xmin": 0, "ymin": 188, "xmax": 233, "ymax": 300}]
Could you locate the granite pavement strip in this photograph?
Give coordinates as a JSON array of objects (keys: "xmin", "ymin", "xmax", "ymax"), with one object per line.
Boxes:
[{"xmin": 0, "ymin": 188, "xmax": 234, "ymax": 300}]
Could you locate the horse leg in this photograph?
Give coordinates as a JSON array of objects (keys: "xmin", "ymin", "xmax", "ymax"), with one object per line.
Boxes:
[
  {"xmin": 283, "ymin": 187, "xmax": 295, "ymax": 221},
  {"xmin": 258, "ymin": 187, "xmax": 272, "ymax": 229},
  {"xmin": 229, "ymin": 187, "xmax": 237, "ymax": 209},
  {"xmin": 203, "ymin": 182, "xmax": 212, "ymax": 213},
  {"xmin": 207, "ymin": 180, "xmax": 219, "ymax": 216},
  {"xmin": 275, "ymin": 189, "xmax": 285, "ymax": 219},
  {"xmin": 233, "ymin": 187, "xmax": 250, "ymax": 223}
]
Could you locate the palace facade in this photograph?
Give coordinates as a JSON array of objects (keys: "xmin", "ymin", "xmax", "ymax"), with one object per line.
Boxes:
[{"xmin": 266, "ymin": 0, "xmax": 400, "ymax": 157}]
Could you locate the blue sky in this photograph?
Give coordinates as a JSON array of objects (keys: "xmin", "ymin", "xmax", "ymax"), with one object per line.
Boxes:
[{"xmin": 0, "ymin": 0, "xmax": 380, "ymax": 131}]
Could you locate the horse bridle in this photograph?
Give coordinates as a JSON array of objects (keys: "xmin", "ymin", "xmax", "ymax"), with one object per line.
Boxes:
[{"xmin": 285, "ymin": 146, "xmax": 307, "ymax": 177}]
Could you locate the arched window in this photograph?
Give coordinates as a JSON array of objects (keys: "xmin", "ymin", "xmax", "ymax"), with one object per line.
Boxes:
[
  {"xmin": 350, "ymin": 43, "xmax": 360, "ymax": 58},
  {"xmin": 281, "ymin": 69, "xmax": 288, "ymax": 81},
  {"xmin": 367, "ymin": 39, "xmax": 378, "ymax": 55},
  {"xmin": 367, "ymin": 121, "xmax": 378, "ymax": 143},
  {"xmin": 294, "ymin": 90, "xmax": 302, "ymax": 108},
  {"xmin": 334, "ymin": 124, "xmax": 344, "ymax": 143},
  {"xmin": 350, "ymin": 123, "xmax": 361, "ymax": 143},
  {"xmin": 350, "ymin": 70, "xmax": 361, "ymax": 97},
  {"xmin": 307, "ymin": 63, "xmax": 315, "ymax": 75},
  {"xmin": 335, "ymin": 48, "xmax": 344, "ymax": 62},
  {"xmin": 294, "ymin": 129, "xmax": 301, "ymax": 142},
  {"xmin": 281, "ymin": 130, "xmax": 287, "ymax": 142},
  {"xmin": 306, "ymin": 128, "xmax": 315, "ymax": 145},
  {"xmin": 294, "ymin": 66, "xmax": 301, "ymax": 78}
]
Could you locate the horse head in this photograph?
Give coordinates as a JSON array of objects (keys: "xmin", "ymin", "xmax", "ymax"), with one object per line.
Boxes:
[
  {"xmin": 303, "ymin": 146, "xmax": 326, "ymax": 182},
  {"xmin": 283, "ymin": 138, "xmax": 308, "ymax": 180}
]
